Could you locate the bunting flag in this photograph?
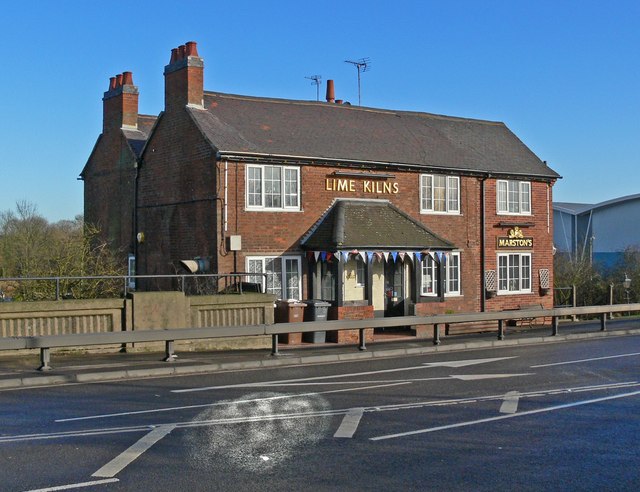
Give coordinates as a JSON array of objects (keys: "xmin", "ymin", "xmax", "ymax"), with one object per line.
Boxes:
[
  {"xmin": 414, "ymin": 251, "xmax": 422, "ymax": 262},
  {"xmin": 366, "ymin": 251, "xmax": 374, "ymax": 263},
  {"xmin": 314, "ymin": 251, "xmax": 321, "ymax": 262},
  {"xmin": 374, "ymin": 252, "xmax": 384, "ymax": 263},
  {"xmin": 383, "ymin": 251, "xmax": 390, "ymax": 262},
  {"xmin": 321, "ymin": 251, "xmax": 327, "ymax": 261},
  {"xmin": 399, "ymin": 252, "xmax": 406, "ymax": 262},
  {"xmin": 391, "ymin": 251, "xmax": 398, "ymax": 262},
  {"xmin": 333, "ymin": 251, "xmax": 340, "ymax": 262},
  {"xmin": 342, "ymin": 251, "xmax": 350, "ymax": 262},
  {"xmin": 359, "ymin": 251, "xmax": 367, "ymax": 263},
  {"xmin": 326, "ymin": 252, "xmax": 333, "ymax": 261}
]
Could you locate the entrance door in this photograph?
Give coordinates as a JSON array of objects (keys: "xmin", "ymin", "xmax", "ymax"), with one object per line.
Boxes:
[{"xmin": 384, "ymin": 261, "xmax": 405, "ymax": 317}]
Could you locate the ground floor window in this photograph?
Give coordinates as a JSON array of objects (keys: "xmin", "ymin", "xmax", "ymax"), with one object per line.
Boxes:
[
  {"xmin": 246, "ymin": 255, "xmax": 301, "ymax": 299},
  {"xmin": 420, "ymin": 252, "xmax": 460, "ymax": 296},
  {"xmin": 497, "ymin": 253, "xmax": 531, "ymax": 294}
]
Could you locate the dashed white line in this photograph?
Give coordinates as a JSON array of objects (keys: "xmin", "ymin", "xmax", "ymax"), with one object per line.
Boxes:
[
  {"xmin": 92, "ymin": 424, "xmax": 175, "ymax": 478},
  {"xmin": 499, "ymin": 391, "xmax": 520, "ymax": 414},
  {"xmin": 334, "ymin": 408, "xmax": 364, "ymax": 438}
]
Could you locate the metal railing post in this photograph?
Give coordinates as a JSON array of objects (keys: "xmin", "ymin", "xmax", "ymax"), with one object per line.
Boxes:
[
  {"xmin": 164, "ymin": 340, "xmax": 177, "ymax": 362},
  {"xmin": 551, "ymin": 316, "xmax": 559, "ymax": 336},
  {"xmin": 498, "ymin": 319, "xmax": 504, "ymax": 340},
  {"xmin": 358, "ymin": 328, "xmax": 366, "ymax": 351},
  {"xmin": 38, "ymin": 348, "xmax": 52, "ymax": 371},
  {"xmin": 600, "ymin": 312, "xmax": 607, "ymax": 331},
  {"xmin": 271, "ymin": 334, "xmax": 279, "ymax": 356},
  {"xmin": 56, "ymin": 278, "xmax": 61, "ymax": 301},
  {"xmin": 433, "ymin": 324, "xmax": 440, "ymax": 345}
]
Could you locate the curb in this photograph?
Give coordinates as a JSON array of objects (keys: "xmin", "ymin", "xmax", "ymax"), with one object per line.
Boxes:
[{"xmin": 1, "ymin": 328, "xmax": 638, "ymax": 390}]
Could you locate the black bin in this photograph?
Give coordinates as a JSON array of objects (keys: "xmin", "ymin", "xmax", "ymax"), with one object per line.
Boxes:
[{"xmin": 303, "ymin": 299, "xmax": 331, "ymax": 343}]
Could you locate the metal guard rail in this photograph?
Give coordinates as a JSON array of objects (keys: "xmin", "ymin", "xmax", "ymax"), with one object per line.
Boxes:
[{"xmin": 1, "ymin": 303, "xmax": 639, "ymax": 371}]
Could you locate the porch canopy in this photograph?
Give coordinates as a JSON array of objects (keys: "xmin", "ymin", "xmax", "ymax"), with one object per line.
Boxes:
[{"xmin": 300, "ymin": 199, "xmax": 455, "ymax": 260}]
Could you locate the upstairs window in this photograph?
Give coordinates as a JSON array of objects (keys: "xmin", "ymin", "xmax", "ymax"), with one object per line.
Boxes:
[
  {"xmin": 420, "ymin": 175, "xmax": 460, "ymax": 214},
  {"xmin": 497, "ymin": 180, "xmax": 531, "ymax": 215},
  {"xmin": 247, "ymin": 165, "xmax": 300, "ymax": 211}
]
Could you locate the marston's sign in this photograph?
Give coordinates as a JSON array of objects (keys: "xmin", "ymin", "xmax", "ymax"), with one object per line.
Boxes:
[
  {"xmin": 325, "ymin": 177, "xmax": 399, "ymax": 194},
  {"xmin": 497, "ymin": 226, "xmax": 533, "ymax": 249}
]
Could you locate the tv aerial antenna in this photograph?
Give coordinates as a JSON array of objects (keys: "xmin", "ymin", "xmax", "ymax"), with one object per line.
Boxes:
[
  {"xmin": 305, "ymin": 74, "xmax": 322, "ymax": 101},
  {"xmin": 344, "ymin": 57, "xmax": 371, "ymax": 106}
]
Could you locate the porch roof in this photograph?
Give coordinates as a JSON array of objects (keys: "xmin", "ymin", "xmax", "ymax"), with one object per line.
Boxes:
[{"xmin": 300, "ymin": 199, "xmax": 455, "ymax": 251}]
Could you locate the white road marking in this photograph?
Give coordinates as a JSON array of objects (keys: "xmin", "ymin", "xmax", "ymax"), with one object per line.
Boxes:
[
  {"xmin": 3, "ymin": 382, "xmax": 638, "ymax": 444},
  {"xmin": 92, "ymin": 424, "xmax": 175, "ymax": 478},
  {"xmin": 334, "ymin": 408, "xmax": 364, "ymax": 438},
  {"xmin": 531, "ymin": 351, "xmax": 640, "ymax": 368},
  {"xmin": 173, "ymin": 356, "xmax": 517, "ymax": 393},
  {"xmin": 422, "ymin": 357, "xmax": 516, "ymax": 368},
  {"xmin": 370, "ymin": 389, "xmax": 640, "ymax": 441},
  {"xmin": 499, "ymin": 391, "xmax": 520, "ymax": 414},
  {"xmin": 451, "ymin": 373, "xmax": 532, "ymax": 381},
  {"xmin": 22, "ymin": 478, "xmax": 119, "ymax": 491},
  {"xmin": 55, "ymin": 382, "xmax": 410, "ymax": 422}
]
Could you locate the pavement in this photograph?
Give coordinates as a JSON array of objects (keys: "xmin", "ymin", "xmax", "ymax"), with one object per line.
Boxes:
[{"xmin": 1, "ymin": 318, "xmax": 639, "ymax": 390}]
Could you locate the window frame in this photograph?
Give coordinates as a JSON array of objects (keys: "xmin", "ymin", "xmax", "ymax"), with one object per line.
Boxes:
[
  {"xmin": 497, "ymin": 252, "xmax": 532, "ymax": 294},
  {"xmin": 497, "ymin": 180, "xmax": 531, "ymax": 215},
  {"xmin": 246, "ymin": 164, "xmax": 301, "ymax": 211},
  {"xmin": 420, "ymin": 252, "xmax": 461, "ymax": 297},
  {"xmin": 246, "ymin": 255, "xmax": 302, "ymax": 299},
  {"xmin": 420, "ymin": 174, "xmax": 460, "ymax": 214}
]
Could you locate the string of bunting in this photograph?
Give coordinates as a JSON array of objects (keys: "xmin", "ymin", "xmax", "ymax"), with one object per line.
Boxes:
[{"xmin": 306, "ymin": 250, "xmax": 450, "ymax": 264}]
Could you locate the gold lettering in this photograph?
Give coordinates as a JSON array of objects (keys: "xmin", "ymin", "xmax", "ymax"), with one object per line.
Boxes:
[
  {"xmin": 337, "ymin": 179, "xmax": 349, "ymax": 192},
  {"xmin": 363, "ymin": 181, "xmax": 372, "ymax": 193},
  {"xmin": 349, "ymin": 180, "xmax": 355, "ymax": 192},
  {"xmin": 383, "ymin": 182, "xmax": 392, "ymax": 194},
  {"xmin": 325, "ymin": 178, "xmax": 333, "ymax": 191},
  {"xmin": 392, "ymin": 183, "xmax": 399, "ymax": 193}
]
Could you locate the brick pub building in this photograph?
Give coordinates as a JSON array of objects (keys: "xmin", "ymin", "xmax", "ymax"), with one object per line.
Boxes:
[{"xmin": 81, "ymin": 41, "xmax": 560, "ymax": 339}]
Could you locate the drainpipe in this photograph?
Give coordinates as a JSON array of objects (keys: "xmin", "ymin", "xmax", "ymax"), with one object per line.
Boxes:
[{"xmin": 480, "ymin": 176, "xmax": 488, "ymax": 312}]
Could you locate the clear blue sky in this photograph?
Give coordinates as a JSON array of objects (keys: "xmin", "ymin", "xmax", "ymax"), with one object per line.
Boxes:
[{"xmin": 0, "ymin": 0, "xmax": 638, "ymax": 222}]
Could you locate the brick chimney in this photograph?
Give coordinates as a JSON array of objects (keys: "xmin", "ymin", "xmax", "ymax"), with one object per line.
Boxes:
[
  {"xmin": 103, "ymin": 71, "xmax": 139, "ymax": 132},
  {"xmin": 164, "ymin": 41, "xmax": 204, "ymax": 112}
]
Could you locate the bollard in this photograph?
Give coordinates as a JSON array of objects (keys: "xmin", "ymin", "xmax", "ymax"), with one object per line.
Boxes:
[
  {"xmin": 498, "ymin": 319, "xmax": 504, "ymax": 340},
  {"xmin": 551, "ymin": 316, "xmax": 559, "ymax": 336},
  {"xmin": 600, "ymin": 312, "xmax": 607, "ymax": 331},
  {"xmin": 433, "ymin": 324, "xmax": 440, "ymax": 345},
  {"xmin": 271, "ymin": 334, "xmax": 279, "ymax": 356}
]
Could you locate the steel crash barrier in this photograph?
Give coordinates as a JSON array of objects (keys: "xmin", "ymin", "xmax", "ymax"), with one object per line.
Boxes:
[{"xmin": 0, "ymin": 304, "xmax": 639, "ymax": 371}]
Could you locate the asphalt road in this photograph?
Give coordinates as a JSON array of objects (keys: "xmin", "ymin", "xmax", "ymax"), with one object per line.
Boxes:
[{"xmin": 2, "ymin": 335, "xmax": 639, "ymax": 491}]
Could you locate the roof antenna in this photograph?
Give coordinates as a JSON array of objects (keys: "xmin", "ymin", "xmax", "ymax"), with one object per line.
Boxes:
[
  {"xmin": 305, "ymin": 75, "xmax": 322, "ymax": 101},
  {"xmin": 344, "ymin": 58, "xmax": 371, "ymax": 106}
]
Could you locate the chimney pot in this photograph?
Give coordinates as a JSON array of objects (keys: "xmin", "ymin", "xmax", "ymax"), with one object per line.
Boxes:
[
  {"xmin": 185, "ymin": 41, "xmax": 199, "ymax": 57},
  {"xmin": 170, "ymin": 47, "xmax": 179, "ymax": 64},
  {"xmin": 178, "ymin": 45, "xmax": 186, "ymax": 60},
  {"xmin": 336, "ymin": 99, "xmax": 343, "ymax": 104},
  {"xmin": 109, "ymin": 77, "xmax": 116, "ymax": 91},
  {"xmin": 115, "ymin": 74, "xmax": 123, "ymax": 87},
  {"xmin": 326, "ymin": 79, "xmax": 335, "ymax": 103},
  {"xmin": 122, "ymin": 71, "xmax": 134, "ymax": 86}
]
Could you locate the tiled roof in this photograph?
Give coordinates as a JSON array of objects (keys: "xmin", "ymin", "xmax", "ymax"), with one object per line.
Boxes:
[
  {"xmin": 300, "ymin": 199, "xmax": 455, "ymax": 251},
  {"xmin": 123, "ymin": 114, "xmax": 157, "ymax": 158},
  {"xmin": 188, "ymin": 92, "xmax": 560, "ymax": 179}
]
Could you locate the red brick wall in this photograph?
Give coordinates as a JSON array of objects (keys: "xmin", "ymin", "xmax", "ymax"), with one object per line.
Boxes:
[
  {"xmin": 83, "ymin": 131, "xmax": 137, "ymax": 261},
  {"xmin": 219, "ymin": 162, "xmax": 555, "ymax": 314},
  {"xmin": 136, "ymin": 109, "xmax": 218, "ymax": 277}
]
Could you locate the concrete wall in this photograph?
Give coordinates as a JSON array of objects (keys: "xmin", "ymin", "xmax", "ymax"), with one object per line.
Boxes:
[{"xmin": 0, "ymin": 293, "xmax": 276, "ymax": 350}]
